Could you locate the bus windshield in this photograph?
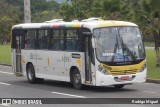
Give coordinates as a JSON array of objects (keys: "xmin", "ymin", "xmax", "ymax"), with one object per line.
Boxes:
[{"xmin": 93, "ymin": 26, "xmax": 145, "ymax": 62}]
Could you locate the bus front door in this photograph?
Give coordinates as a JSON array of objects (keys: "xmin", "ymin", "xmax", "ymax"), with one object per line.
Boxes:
[
  {"xmin": 84, "ymin": 36, "xmax": 92, "ymax": 83},
  {"xmin": 14, "ymin": 35, "xmax": 23, "ymax": 76}
]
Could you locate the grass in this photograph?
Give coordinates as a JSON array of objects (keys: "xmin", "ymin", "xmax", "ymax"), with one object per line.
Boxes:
[
  {"xmin": 0, "ymin": 44, "xmax": 160, "ymax": 79},
  {"xmin": 0, "ymin": 44, "xmax": 11, "ymax": 65},
  {"xmin": 146, "ymin": 49, "xmax": 160, "ymax": 79}
]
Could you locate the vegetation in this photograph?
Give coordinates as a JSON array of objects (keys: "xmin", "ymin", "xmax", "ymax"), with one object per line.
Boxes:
[
  {"xmin": 0, "ymin": 0, "xmax": 60, "ymax": 45},
  {"xmin": 0, "ymin": 0, "xmax": 20, "ymax": 44},
  {"xmin": 146, "ymin": 49, "xmax": 160, "ymax": 79},
  {"xmin": 0, "ymin": 0, "xmax": 160, "ymax": 66},
  {"xmin": 0, "ymin": 44, "xmax": 11, "ymax": 65}
]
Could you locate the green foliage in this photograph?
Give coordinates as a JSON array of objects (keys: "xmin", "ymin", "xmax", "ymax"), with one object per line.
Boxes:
[
  {"xmin": 31, "ymin": 0, "xmax": 60, "ymax": 14},
  {"xmin": 32, "ymin": 10, "xmax": 62, "ymax": 22},
  {"xmin": 141, "ymin": 0, "xmax": 160, "ymax": 51},
  {"xmin": 102, "ymin": 0, "xmax": 121, "ymax": 19},
  {"xmin": 0, "ymin": 0, "xmax": 60, "ymax": 43},
  {"xmin": 59, "ymin": 0, "xmax": 102, "ymax": 21},
  {"xmin": 5, "ymin": 0, "xmax": 60, "ymax": 22},
  {"xmin": 0, "ymin": 0, "xmax": 20, "ymax": 43}
]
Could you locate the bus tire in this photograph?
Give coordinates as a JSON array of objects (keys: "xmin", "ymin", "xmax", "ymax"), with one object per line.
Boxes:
[
  {"xmin": 26, "ymin": 64, "xmax": 44, "ymax": 84},
  {"xmin": 72, "ymin": 69, "xmax": 82, "ymax": 90},
  {"xmin": 114, "ymin": 84, "xmax": 125, "ymax": 89}
]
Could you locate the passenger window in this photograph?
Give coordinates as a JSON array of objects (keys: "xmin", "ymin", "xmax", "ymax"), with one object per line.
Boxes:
[
  {"xmin": 36, "ymin": 30, "xmax": 48, "ymax": 49},
  {"xmin": 66, "ymin": 29, "xmax": 80, "ymax": 51},
  {"xmin": 49, "ymin": 30, "xmax": 64, "ymax": 50},
  {"xmin": 24, "ymin": 30, "xmax": 35, "ymax": 49}
]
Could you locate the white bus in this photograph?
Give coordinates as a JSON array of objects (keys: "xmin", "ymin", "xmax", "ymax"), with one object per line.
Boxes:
[{"xmin": 11, "ymin": 18, "xmax": 146, "ymax": 89}]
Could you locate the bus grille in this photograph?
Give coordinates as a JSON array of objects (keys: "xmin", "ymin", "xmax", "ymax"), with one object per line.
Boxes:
[{"xmin": 109, "ymin": 69, "xmax": 138, "ymax": 75}]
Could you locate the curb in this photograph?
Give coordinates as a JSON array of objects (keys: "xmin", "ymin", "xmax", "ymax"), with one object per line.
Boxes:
[
  {"xmin": 0, "ymin": 64, "xmax": 11, "ymax": 66},
  {"xmin": 0, "ymin": 64, "xmax": 160, "ymax": 84},
  {"xmin": 146, "ymin": 78, "xmax": 160, "ymax": 84}
]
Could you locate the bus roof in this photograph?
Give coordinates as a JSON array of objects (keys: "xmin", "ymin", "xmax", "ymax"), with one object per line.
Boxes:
[{"xmin": 12, "ymin": 20, "xmax": 138, "ymax": 30}]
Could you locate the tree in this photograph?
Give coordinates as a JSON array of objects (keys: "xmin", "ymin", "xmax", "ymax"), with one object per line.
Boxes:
[
  {"xmin": 59, "ymin": 0, "xmax": 96, "ymax": 21},
  {"xmin": 141, "ymin": 0, "xmax": 160, "ymax": 67},
  {"xmin": 32, "ymin": 10, "xmax": 61, "ymax": 23},
  {"xmin": 102, "ymin": 0, "xmax": 121, "ymax": 20},
  {"xmin": 59, "ymin": 0, "xmax": 123, "ymax": 21},
  {"xmin": 0, "ymin": 0, "xmax": 20, "ymax": 44},
  {"xmin": 6, "ymin": 0, "xmax": 60, "ymax": 23}
]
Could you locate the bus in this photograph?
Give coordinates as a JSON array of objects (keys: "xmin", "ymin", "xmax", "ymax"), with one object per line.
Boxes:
[{"xmin": 11, "ymin": 18, "xmax": 146, "ymax": 89}]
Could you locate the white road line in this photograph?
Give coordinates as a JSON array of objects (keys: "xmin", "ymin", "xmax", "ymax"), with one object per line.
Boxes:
[
  {"xmin": 0, "ymin": 104, "xmax": 11, "ymax": 107},
  {"xmin": 0, "ymin": 82, "xmax": 11, "ymax": 86},
  {"xmin": 0, "ymin": 71, "xmax": 13, "ymax": 75},
  {"xmin": 142, "ymin": 83, "xmax": 155, "ymax": 85},
  {"xmin": 139, "ymin": 90, "xmax": 156, "ymax": 94},
  {"xmin": 51, "ymin": 91, "xmax": 87, "ymax": 98}
]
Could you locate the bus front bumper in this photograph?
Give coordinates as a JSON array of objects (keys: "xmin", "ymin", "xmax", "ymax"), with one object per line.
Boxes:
[{"xmin": 96, "ymin": 69, "xmax": 147, "ymax": 86}]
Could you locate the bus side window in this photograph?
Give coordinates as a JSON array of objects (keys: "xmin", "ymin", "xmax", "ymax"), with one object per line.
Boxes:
[
  {"xmin": 66, "ymin": 29, "xmax": 80, "ymax": 51},
  {"xmin": 36, "ymin": 30, "xmax": 48, "ymax": 49},
  {"xmin": 24, "ymin": 30, "xmax": 35, "ymax": 49},
  {"xmin": 50, "ymin": 29, "xmax": 64, "ymax": 50}
]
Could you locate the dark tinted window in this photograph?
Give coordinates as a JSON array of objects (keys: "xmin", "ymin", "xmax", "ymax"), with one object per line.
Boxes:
[
  {"xmin": 49, "ymin": 30, "xmax": 64, "ymax": 50},
  {"xmin": 66, "ymin": 29, "xmax": 80, "ymax": 51},
  {"xmin": 24, "ymin": 30, "xmax": 35, "ymax": 49},
  {"xmin": 36, "ymin": 30, "xmax": 48, "ymax": 49}
]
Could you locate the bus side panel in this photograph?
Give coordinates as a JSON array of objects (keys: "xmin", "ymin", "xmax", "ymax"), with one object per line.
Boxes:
[
  {"xmin": 21, "ymin": 50, "xmax": 37, "ymax": 76},
  {"xmin": 33, "ymin": 50, "xmax": 67, "ymax": 82},
  {"xmin": 64, "ymin": 52, "xmax": 85, "ymax": 84}
]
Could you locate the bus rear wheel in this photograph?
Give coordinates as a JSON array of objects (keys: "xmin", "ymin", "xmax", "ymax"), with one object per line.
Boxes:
[
  {"xmin": 26, "ymin": 64, "xmax": 44, "ymax": 83},
  {"xmin": 72, "ymin": 69, "xmax": 82, "ymax": 90},
  {"xmin": 114, "ymin": 84, "xmax": 125, "ymax": 89}
]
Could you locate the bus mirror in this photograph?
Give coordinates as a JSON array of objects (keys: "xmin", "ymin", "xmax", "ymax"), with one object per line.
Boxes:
[{"xmin": 92, "ymin": 38, "xmax": 96, "ymax": 48}]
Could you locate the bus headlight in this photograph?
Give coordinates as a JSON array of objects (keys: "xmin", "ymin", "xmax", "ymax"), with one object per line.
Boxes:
[
  {"xmin": 98, "ymin": 65, "xmax": 110, "ymax": 75},
  {"xmin": 139, "ymin": 64, "xmax": 146, "ymax": 72}
]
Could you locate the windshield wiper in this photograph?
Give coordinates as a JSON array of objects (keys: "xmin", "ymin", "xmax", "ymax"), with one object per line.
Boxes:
[
  {"xmin": 122, "ymin": 42, "xmax": 136, "ymax": 61},
  {"xmin": 120, "ymin": 35, "xmax": 136, "ymax": 61},
  {"xmin": 111, "ymin": 35, "xmax": 119, "ymax": 62}
]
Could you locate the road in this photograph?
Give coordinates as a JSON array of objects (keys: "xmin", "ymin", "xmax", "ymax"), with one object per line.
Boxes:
[{"xmin": 0, "ymin": 65, "xmax": 159, "ymax": 107}]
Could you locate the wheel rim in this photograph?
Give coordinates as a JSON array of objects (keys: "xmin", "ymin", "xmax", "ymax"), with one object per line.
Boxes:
[
  {"xmin": 28, "ymin": 68, "xmax": 33, "ymax": 80},
  {"xmin": 74, "ymin": 73, "xmax": 81, "ymax": 85}
]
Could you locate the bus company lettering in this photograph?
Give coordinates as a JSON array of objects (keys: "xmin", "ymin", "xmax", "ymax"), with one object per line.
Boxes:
[
  {"xmin": 62, "ymin": 56, "xmax": 71, "ymax": 62},
  {"xmin": 30, "ymin": 53, "xmax": 42, "ymax": 60}
]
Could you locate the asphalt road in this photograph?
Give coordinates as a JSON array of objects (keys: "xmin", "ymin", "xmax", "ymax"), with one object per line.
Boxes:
[{"xmin": 0, "ymin": 65, "xmax": 159, "ymax": 107}]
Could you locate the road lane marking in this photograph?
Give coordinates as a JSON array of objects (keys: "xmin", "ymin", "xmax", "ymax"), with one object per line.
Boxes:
[
  {"xmin": 0, "ymin": 71, "xmax": 14, "ymax": 75},
  {"xmin": 142, "ymin": 83, "xmax": 155, "ymax": 85},
  {"xmin": 0, "ymin": 104, "xmax": 11, "ymax": 107},
  {"xmin": 139, "ymin": 90, "xmax": 156, "ymax": 94},
  {"xmin": 51, "ymin": 91, "xmax": 87, "ymax": 98},
  {"xmin": 0, "ymin": 82, "xmax": 11, "ymax": 86}
]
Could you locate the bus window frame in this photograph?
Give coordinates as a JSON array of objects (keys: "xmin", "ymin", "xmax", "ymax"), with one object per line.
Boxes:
[
  {"xmin": 65, "ymin": 28, "xmax": 82, "ymax": 52},
  {"xmin": 49, "ymin": 28, "xmax": 65, "ymax": 51}
]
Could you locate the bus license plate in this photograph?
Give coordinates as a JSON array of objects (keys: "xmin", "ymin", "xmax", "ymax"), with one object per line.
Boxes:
[{"xmin": 120, "ymin": 76, "xmax": 129, "ymax": 80}]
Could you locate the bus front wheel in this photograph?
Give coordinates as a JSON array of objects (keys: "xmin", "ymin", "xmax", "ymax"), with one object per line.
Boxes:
[{"xmin": 72, "ymin": 69, "xmax": 82, "ymax": 90}]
